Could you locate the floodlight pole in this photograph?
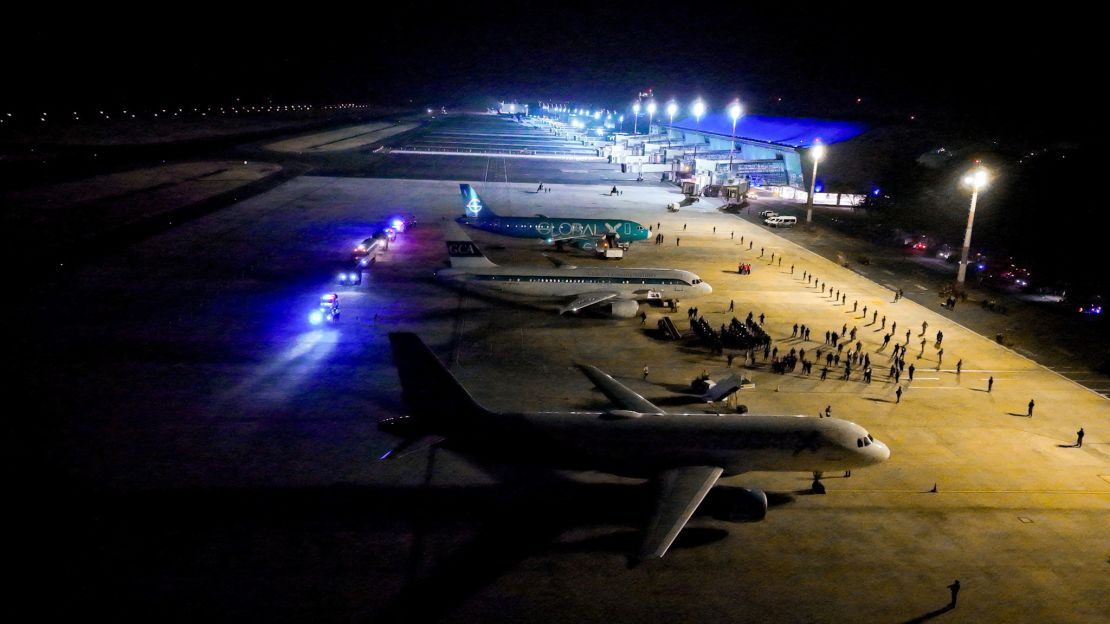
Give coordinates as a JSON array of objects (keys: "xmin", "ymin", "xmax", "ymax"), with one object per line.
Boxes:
[
  {"xmin": 805, "ymin": 156, "xmax": 820, "ymax": 224},
  {"xmin": 729, "ymin": 118, "xmax": 737, "ymax": 169},
  {"xmin": 956, "ymin": 187, "xmax": 980, "ymax": 286}
]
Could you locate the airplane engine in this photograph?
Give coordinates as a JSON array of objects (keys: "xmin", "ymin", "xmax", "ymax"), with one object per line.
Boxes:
[
  {"xmin": 704, "ymin": 487, "xmax": 768, "ymax": 522},
  {"xmin": 604, "ymin": 300, "xmax": 640, "ymax": 318}
]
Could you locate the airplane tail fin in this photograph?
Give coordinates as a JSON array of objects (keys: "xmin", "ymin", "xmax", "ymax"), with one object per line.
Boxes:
[
  {"xmin": 444, "ymin": 222, "xmax": 498, "ymax": 269},
  {"xmin": 460, "ymin": 183, "xmax": 498, "ymax": 220},
  {"xmin": 383, "ymin": 333, "xmax": 489, "ymax": 439}
]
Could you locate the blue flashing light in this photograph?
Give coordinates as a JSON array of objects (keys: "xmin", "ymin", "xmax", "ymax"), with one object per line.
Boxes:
[
  {"xmin": 309, "ymin": 310, "xmax": 324, "ymax": 325},
  {"xmin": 977, "ymin": 264, "xmax": 985, "ymax": 271},
  {"xmin": 391, "ymin": 218, "xmax": 405, "ymax": 232},
  {"xmin": 871, "ymin": 187, "xmax": 881, "ymax": 196},
  {"xmin": 814, "ymin": 183, "xmax": 824, "ymax": 193}
]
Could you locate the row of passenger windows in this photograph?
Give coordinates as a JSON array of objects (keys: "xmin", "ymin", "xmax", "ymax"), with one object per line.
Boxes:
[
  {"xmin": 477, "ymin": 275, "xmax": 689, "ymax": 285},
  {"xmin": 498, "ymin": 222, "xmax": 631, "ymax": 231}
]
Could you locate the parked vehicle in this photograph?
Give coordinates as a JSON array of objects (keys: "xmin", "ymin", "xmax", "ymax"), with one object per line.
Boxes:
[{"xmin": 764, "ymin": 216, "xmax": 797, "ymax": 227}]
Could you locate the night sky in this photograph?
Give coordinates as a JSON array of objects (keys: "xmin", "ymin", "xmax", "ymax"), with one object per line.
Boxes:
[
  {"xmin": 4, "ymin": 6, "xmax": 1099, "ymax": 290},
  {"xmin": 4, "ymin": 6, "xmax": 1097, "ymax": 140}
]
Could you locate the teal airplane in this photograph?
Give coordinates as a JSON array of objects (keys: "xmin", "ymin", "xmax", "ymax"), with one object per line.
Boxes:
[{"xmin": 455, "ymin": 184, "xmax": 651, "ymax": 250}]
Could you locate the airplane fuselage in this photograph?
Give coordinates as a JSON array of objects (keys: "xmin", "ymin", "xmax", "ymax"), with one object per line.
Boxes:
[
  {"xmin": 457, "ymin": 215, "xmax": 650, "ymax": 244},
  {"xmin": 436, "ymin": 411, "xmax": 889, "ymax": 478},
  {"xmin": 436, "ymin": 265, "xmax": 711, "ymax": 301}
]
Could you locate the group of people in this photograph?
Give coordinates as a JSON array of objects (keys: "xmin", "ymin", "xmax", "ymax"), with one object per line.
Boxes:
[
  {"xmin": 691, "ymin": 312, "xmax": 772, "ymax": 355},
  {"xmin": 699, "ymin": 271, "xmax": 957, "ymax": 393},
  {"xmin": 737, "ymin": 263, "xmax": 753, "ymax": 275}
]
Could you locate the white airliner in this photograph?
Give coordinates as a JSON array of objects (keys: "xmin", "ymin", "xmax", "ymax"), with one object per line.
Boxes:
[
  {"xmin": 383, "ymin": 333, "xmax": 891, "ymax": 560},
  {"xmin": 437, "ymin": 223, "xmax": 711, "ymax": 317}
]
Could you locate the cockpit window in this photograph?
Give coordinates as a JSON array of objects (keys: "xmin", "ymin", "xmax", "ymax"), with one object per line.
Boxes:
[
  {"xmin": 864, "ymin": 438, "xmax": 871, "ymax": 446},
  {"xmin": 692, "ymin": 279, "xmax": 701, "ymax": 284},
  {"xmin": 868, "ymin": 434, "xmax": 874, "ymax": 442},
  {"xmin": 857, "ymin": 439, "xmax": 863, "ymax": 447}
]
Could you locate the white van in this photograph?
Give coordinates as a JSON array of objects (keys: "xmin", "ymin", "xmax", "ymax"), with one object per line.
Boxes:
[{"xmin": 764, "ymin": 215, "xmax": 797, "ymax": 227}]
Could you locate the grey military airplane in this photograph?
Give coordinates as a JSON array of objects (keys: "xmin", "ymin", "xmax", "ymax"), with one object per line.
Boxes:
[
  {"xmin": 381, "ymin": 332, "xmax": 890, "ymax": 560},
  {"xmin": 436, "ymin": 222, "xmax": 710, "ymax": 317}
]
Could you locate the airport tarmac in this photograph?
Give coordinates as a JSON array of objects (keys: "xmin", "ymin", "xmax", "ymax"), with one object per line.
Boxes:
[
  {"xmin": 19, "ymin": 168, "xmax": 1110, "ymax": 617},
  {"xmin": 15, "ymin": 115, "xmax": 1109, "ymax": 622}
]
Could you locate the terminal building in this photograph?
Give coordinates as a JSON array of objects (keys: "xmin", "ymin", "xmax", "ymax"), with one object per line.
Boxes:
[
  {"xmin": 532, "ymin": 104, "xmax": 869, "ymax": 204},
  {"xmin": 655, "ymin": 113, "xmax": 866, "ymax": 190}
]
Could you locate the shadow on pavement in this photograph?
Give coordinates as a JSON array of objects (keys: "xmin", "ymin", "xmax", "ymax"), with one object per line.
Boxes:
[
  {"xmin": 35, "ymin": 476, "xmax": 790, "ymax": 622},
  {"xmin": 903, "ymin": 604, "xmax": 954, "ymax": 623}
]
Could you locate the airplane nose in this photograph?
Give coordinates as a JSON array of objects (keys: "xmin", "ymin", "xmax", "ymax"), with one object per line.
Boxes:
[
  {"xmin": 702, "ymin": 283, "xmax": 713, "ymax": 295},
  {"xmin": 871, "ymin": 440, "xmax": 891, "ymax": 463}
]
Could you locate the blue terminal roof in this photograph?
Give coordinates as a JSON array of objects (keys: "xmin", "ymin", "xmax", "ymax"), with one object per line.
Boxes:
[{"xmin": 670, "ymin": 113, "xmax": 866, "ymax": 148}]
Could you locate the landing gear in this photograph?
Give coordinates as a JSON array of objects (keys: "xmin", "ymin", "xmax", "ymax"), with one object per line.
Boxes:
[{"xmin": 811, "ymin": 471, "xmax": 826, "ymax": 495}]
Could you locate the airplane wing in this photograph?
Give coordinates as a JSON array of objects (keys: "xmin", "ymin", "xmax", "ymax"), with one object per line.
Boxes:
[
  {"xmin": 534, "ymin": 213, "xmax": 549, "ymax": 218},
  {"xmin": 577, "ymin": 364, "xmax": 665, "ymax": 414},
  {"xmin": 640, "ymin": 466, "xmax": 724, "ymax": 560},
  {"xmin": 559, "ymin": 292, "xmax": 619, "ymax": 314}
]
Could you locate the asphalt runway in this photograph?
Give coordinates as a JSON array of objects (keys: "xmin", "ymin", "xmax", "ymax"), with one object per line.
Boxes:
[
  {"xmin": 310, "ymin": 152, "xmax": 625, "ymax": 185},
  {"xmin": 15, "ymin": 114, "xmax": 1109, "ymax": 623},
  {"xmin": 253, "ymin": 113, "xmax": 618, "ymax": 183},
  {"xmin": 393, "ymin": 114, "xmax": 600, "ymax": 155}
]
